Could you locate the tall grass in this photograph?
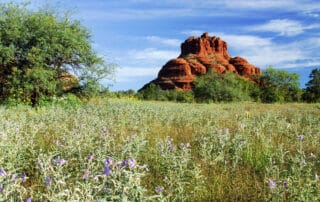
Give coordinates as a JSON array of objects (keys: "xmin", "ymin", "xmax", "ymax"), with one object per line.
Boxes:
[{"xmin": 0, "ymin": 99, "xmax": 319, "ymax": 201}]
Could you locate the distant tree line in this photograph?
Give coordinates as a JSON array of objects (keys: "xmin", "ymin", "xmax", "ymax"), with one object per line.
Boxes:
[{"xmin": 137, "ymin": 67, "xmax": 320, "ymax": 103}]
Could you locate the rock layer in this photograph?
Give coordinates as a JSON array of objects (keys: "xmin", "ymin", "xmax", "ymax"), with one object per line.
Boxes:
[{"xmin": 141, "ymin": 32, "xmax": 262, "ymax": 91}]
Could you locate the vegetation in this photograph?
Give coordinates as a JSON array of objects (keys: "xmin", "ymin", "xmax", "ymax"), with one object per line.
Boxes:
[
  {"xmin": 0, "ymin": 99, "xmax": 319, "ymax": 201},
  {"xmin": 137, "ymin": 83, "xmax": 194, "ymax": 103},
  {"xmin": 193, "ymin": 70, "xmax": 257, "ymax": 102},
  {"xmin": 303, "ymin": 68, "xmax": 320, "ymax": 102},
  {"xmin": 138, "ymin": 67, "xmax": 318, "ymax": 104},
  {"xmin": 256, "ymin": 67, "xmax": 300, "ymax": 103},
  {"xmin": 0, "ymin": 2, "xmax": 114, "ymax": 106}
]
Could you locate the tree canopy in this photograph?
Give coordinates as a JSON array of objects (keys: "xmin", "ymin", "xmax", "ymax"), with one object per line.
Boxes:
[
  {"xmin": 303, "ymin": 68, "xmax": 320, "ymax": 102},
  {"xmin": 193, "ymin": 69, "xmax": 256, "ymax": 102},
  {"xmin": 256, "ymin": 67, "xmax": 300, "ymax": 103},
  {"xmin": 0, "ymin": 2, "xmax": 114, "ymax": 105}
]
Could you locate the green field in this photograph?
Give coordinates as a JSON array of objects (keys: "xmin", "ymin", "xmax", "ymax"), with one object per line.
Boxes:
[{"xmin": 0, "ymin": 99, "xmax": 319, "ymax": 201}]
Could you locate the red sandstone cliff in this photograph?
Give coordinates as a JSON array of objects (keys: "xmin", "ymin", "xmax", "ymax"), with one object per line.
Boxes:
[{"xmin": 141, "ymin": 32, "xmax": 262, "ymax": 91}]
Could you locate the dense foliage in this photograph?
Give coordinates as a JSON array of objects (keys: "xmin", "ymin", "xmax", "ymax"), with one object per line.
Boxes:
[
  {"xmin": 0, "ymin": 2, "xmax": 114, "ymax": 105},
  {"xmin": 137, "ymin": 83, "xmax": 194, "ymax": 103},
  {"xmin": 256, "ymin": 67, "xmax": 300, "ymax": 103},
  {"xmin": 193, "ymin": 70, "xmax": 257, "ymax": 102},
  {"xmin": 0, "ymin": 99, "xmax": 319, "ymax": 201},
  {"xmin": 303, "ymin": 68, "xmax": 320, "ymax": 102},
  {"xmin": 138, "ymin": 67, "xmax": 314, "ymax": 103}
]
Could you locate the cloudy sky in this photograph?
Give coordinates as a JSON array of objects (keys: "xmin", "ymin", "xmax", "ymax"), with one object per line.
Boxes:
[{"xmin": 6, "ymin": 0, "xmax": 320, "ymax": 90}]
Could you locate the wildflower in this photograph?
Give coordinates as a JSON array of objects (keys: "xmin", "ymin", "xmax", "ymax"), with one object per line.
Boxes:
[
  {"xmin": 24, "ymin": 197, "xmax": 32, "ymax": 202},
  {"xmin": 83, "ymin": 170, "xmax": 90, "ymax": 180},
  {"xmin": 297, "ymin": 134, "xmax": 304, "ymax": 140},
  {"xmin": 53, "ymin": 156, "xmax": 67, "ymax": 166},
  {"xmin": 0, "ymin": 184, "xmax": 3, "ymax": 193},
  {"xmin": 88, "ymin": 153, "xmax": 94, "ymax": 161},
  {"xmin": 127, "ymin": 158, "xmax": 136, "ymax": 169},
  {"xmin": 45, "ymin": 176, "xmax": 52, "ymax": 187},
  {"xmin": 104, "ymin": 167, "xmax": 111, "ymax": 176},
  {"xmin": 11, "ymin": 174, "xmax": 17, "ymax": 181},
  {"xmin": 316, "ymin": 174, "xmax": 319, "ymax": 181},
  {"xmin": 155, "ymin": 186, "xmax": 164, "ymax": 194},
  {"xmin": 105, "ymin": 157, "xmax": 113, "ymax": 167},
  {"xmin": 268, "ymin": 179, "xmax": 276, "ymax": 189},
  {"xmin": 311, "ymin": 153, "xmax": 316, "ymax": 158},
  {"xmin": 283, "ymin": 181, "xmax": 288, "ymax": 188},
  {"xmin": 166, "ymin": 139, "xmax": 174, "ymax": 151},
  {"xmin": 22, "ymin": 172, "xmax": 27, "ymax": 182},
  {"xmin": 0, "ymin": 169, "xmax": 6, "ymax": 177}
]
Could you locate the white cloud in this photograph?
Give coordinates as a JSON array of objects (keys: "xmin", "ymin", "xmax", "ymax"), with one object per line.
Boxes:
[
  {"xmin": 116, "ymin": 67, "xmax": 159, "ymax": 82},
  {"xmin": 128, "ymin": 48, "xmax": 178, "ymax": 61},
  {"xmin": 181, "ymin": 30, "xmax": 307, "ymax": 68},
  {"xmin": 146, "ymin": 36, "xmax": 181, "ymax": 47},
  {"xmin": 218, "ymin": 33, "xmax": 305, "ymax": 67},
  {"xmin": 250, "ymin": 19, "xmax": 320, "ymax": 36}
]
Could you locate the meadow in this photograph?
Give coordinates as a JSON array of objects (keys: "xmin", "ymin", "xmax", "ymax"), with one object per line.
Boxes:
[{"xmin": 0, "ymin": 98, "xmax": 319, "ymax": 201}]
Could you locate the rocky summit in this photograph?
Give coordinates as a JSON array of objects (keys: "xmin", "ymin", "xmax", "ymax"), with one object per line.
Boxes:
[{"xmin": 141, "ymin": 32, "xmax": 262, "ymax": 91}]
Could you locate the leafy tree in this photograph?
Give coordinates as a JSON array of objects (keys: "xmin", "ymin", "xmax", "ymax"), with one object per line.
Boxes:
[
  {"xmin": 302, "ymin": 68, "xmax": 320, "ymax": 102},
  {"xmin": 257, "ymin": 67, "xmax": 300, "ymax": 103},
  {"xmin": 193, "ymin": 70, "xmax": 256, "ymax": 102},
  {"xmin": 0, "ymin": 2, "xmax": 114, "ymax": 105}
]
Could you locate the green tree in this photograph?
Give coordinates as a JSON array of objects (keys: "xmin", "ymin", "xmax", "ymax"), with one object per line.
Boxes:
[
  {"xmin": 257, "ymin": 67, "xmax": 300, "ymax": 103},
  {"xmin": 303, "ymin": 68, "xmax": 320, "ymax": 102},
  {"xmin": 193, "ymin": 70, "xmax": 256, "ymax": 102},
  {"xmin": 0, "ymin": 2, "xmax": 114, "ymax": 105}
]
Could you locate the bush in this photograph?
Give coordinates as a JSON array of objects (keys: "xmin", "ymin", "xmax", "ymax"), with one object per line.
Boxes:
[
  {"xmin": 193, "ymin": 70, "xmax": 257, "ymax": 102},
  {"xmin": 0, "ymin": 2, "xmax": 114, "ymax": 106},
  {"xmin": 137, "ymin": 84, "xmax": 194, "ymax": 103}
]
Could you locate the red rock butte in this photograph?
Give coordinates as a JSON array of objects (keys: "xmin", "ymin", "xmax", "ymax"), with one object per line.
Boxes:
[{"xmin": 141, "ymin": 32, "xmax": 262, "ymax": 91}]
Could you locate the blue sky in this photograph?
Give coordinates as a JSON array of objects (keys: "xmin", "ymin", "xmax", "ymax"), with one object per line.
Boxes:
[{"xmin": 5, "ymin": 0, "xmax": 320, "ymax": 91}]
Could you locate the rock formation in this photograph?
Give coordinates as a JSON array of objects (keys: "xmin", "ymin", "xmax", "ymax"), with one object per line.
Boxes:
[{"xmin": 141, "ymin": 32, "xmax": 262, "ymax": 91}]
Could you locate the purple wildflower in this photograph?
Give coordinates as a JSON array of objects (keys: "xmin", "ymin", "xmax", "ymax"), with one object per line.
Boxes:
[
  {"xmin": 283, "ymin": 181, "xmax": 288, "ymax": 187},
  {"xmin": 0, "ymin": 184, "xmax": 3, "ymax": 193},
  {"xmin": 127, "ymin": 158, "xmax": 136, "ymax": 169},
  {"xmin": 88, "ymin": 154, "xmax": 94, "ymax": 161},
  {"xmin": 121, "ymin": 160, "xmax": 128, "ymax": 168},
  {"xmin": 105, "ymin": 157, "xmax": 113, "ymax": 167},
  {"xmin": 297, "ymin": 134, "xmax": 304, "ymax": 140},
  {"xmin": 53, "ymin": 156, "xmax": 67, "ymax": 166},
  {"xmin": 166, "ymin": 139, "xmax": 175, "ymax": 151},
  {"xmin": 22, "ymin": 172, "xmax": 27, "ymax": 182},
  {"xmin": 104, "ymin": 167, "xmax": 111, "ymax": 176},
  {"xmin": 268, "ymin": 179, "xmax": 276, "ymax": 189},
  {"xmin": 155, "ymin": 186, "xmax": 164, "ymax": 194},
  {"xmin": 24, "ymin": 197, "xmax": 32, "ymax": 202},
  {"xmin": 0, "ymin": 169, "xmax": 6, "ymax": 177},
  {"xmin": 45, "ymin": 176, "xmax": 52, "ymax": 187}
]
